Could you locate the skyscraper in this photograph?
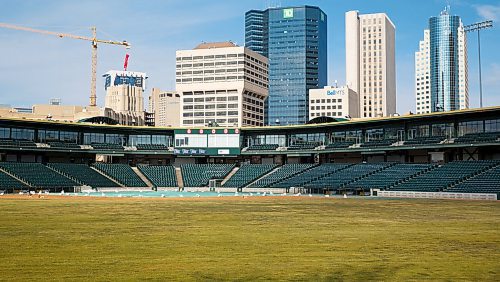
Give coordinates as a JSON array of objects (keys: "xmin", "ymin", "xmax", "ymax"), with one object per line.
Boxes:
[
  {"xmin": 103, "ymin": 70, "xmax": 147, "ymax": 125},
  {"xmin": 245, "ymin": 6, "xmax": 327, "ymax": 125},
  {"xmin": 415, "ymin": 30, "xmax": 431, "ymax": 114},
  {"xmin": 345, "ymin": 11, "xmax": 396, "ymax": 118},
  {"xmin": 428, "ymin": 7, "xmax": 468, "ymax": 112},
  {"xmin": 176, "ymin": 42, "xmax": 268, "ymax": 128}
]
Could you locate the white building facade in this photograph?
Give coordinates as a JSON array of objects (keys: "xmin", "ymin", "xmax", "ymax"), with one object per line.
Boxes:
[
  {"xmin": 149, "ymin": 88, "xmax": 180, "ymax": 127},
  {"xmin": 308, "ymin": 86, "xmax": 359, "ymax": 120},
  {"xmin": 415, "ymin": 30, "xmax": 431, "ymax": 114},
  {"xmin": 103, "ymin": 70, "xmax": 146, "ymax": 125},
  {"xmin": 176, "ymin": 42, "xmax": 268, "ymax": 127},
  {"xmin": 346, "ymin": 11, "xmax": 396, "ymax": 118}
]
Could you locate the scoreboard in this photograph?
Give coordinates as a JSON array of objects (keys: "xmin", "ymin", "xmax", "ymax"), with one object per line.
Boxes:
[{"xmin": 174, "ymin": 128, "xmax": 240, "ymax": 156}]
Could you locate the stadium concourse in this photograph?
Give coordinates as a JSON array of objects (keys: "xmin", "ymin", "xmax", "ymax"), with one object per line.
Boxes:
[{"xmin": 0, "ymin": 107, "xmax": 500, "ymax": 197}]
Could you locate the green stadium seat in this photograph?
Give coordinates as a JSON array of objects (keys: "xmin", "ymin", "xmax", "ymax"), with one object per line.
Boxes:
[
  {"xmin": 250, "ymin": 164, "xmax": 317, "ymax": 188},
  {"xmin": 48, "ymin": 163, "xmax": 119, "ymax": 188},
  {"xmin": 137, "ymin": 165, "xmax": 177, "ymax": 187},
  {"xmin": 0, "ymin": 162, "xmax": 78, "ymax": 190},
  {"xmin": 223, "ymin": 164, "xmax": 277, "ymax": 188},
  {"xmin": 389, "ymin": 160, "xmax": 499, "ymax": 192},
  {"xmin": 181, "ymin": 164, "xmax": 234, "ymax": 187},
  {"xmin": 92, "ymin": 163, "xmax": 147, "ymax": 187}
]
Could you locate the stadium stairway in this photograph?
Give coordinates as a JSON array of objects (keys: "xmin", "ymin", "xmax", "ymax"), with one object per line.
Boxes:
[
  {"xmin": 221, "ymin": 166, "xmax": 240, "ymax": 186},
  {"xmin": 271, "ymin": 163, "xmax": 354, "ymax": 188},
  {"xmin": 131, "ymin": 167, "xmax": 154, "ymax": 188},
  {"xmin": 90, "ymin": 167, "xmax": 124, "ymax": 187},
  {"xmin": 175, "ymin": 167, "xmax": 184, "ymax": 189},
  {"xmin": 0, "ymin": 167, "xmax": 30, "ymax": 189},
  {"xmin": 244, "ymin": 165, "xmax": 282, "ymax": 188},
  {"xmin": 445, "ymin": 162, "xmax": 500, "ymax": 195},
  {"xmin": 247, "ymin": 164, "xmax": 318, "ymax": 188}
]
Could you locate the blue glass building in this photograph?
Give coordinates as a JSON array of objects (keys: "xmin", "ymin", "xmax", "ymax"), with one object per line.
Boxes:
[
  {"xmin": 429, "ymin": 9, "xmax": 462, "ymax": 112},
  {"xmin": 245, "ymin": 6, "xmax": 327, "ymax": 125}
]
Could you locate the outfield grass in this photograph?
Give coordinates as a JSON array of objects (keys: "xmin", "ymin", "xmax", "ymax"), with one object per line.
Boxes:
[{"xmin": 0, "ymin": 196, "xmax": 498, "ymax": 281}]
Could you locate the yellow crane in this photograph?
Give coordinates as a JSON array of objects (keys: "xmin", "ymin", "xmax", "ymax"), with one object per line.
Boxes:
[{"xmin": 0, "ymin": 23, "xmax": 130, "ymax": 106}]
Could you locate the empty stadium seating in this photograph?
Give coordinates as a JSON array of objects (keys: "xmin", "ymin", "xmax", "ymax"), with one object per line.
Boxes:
[
  {"xmin": 247, "ymin": 144, "xmax": 279, "ymax": 151},
  {"xmin": 250, "ymin": 164, "xmax": 316, "ymax": 188},
  {"xmin": 48, "ymin": 142, "xmax": 81, "ymax": 149},
  {"xmin": 325, "ymin": 141, "xmax": 354, "ymax": 149},
  {"xmin": 360, "ymin": 139, "xmax": 396, "ymax": 148},
  {"xmin": 181, "ymin": 164, "xmax": 234, "ymax": 187},
  {"xmin": 0, "ymin": 139, "xmax": 37, "ymax": 148},
  {"xmin": 446, "ymin": 165, "xmax": 500, "ymax": 195},
  {"xmin": 138, "ymin": 165, "xmax": 177, "ymax": 187},
  {"xmin": 223, "ymin": 164, "xmax": 277, "ymax": 188},
  {"xmin": 305, "ymin": 163, "xmax": 393, "ymax": 190},
  {"xmin": 0, "ymin": 170, "xmax": 28, "ymax": 190},
  {"xmin": 93, "ymin": 163, "xmax": 147, "ymax": 187},
  {"xmin": 454, "ymin": 132, "xmax": 499, "ymax": 144},
  {"xmin": 345, "ymin": 163, "xmax": 435, "ymax": 190},
  {"xmin": 388, "ymin": 161, "xmax": 498, "ymax": 192},
  {"xmin": 287, "ymin": 143, "xmax": 318, "ymax": 151},
  {"xmin": 136, "ymin": 144, "xmax": 169, "ymax": 150},
  {"xmin": 48, "ymin": 163, "xmax": 118, "ymax": 188},
  {"xmin": 0, "ymin": 162, "xmax": 78, "ymax": 190},
  {"xmin": 91, "ymin": 143, "xmax": 124, "ymax": 150},
  {"xmin": 271, "ymin": 163, "xmax": 352, "ymax": 188},
  {"xmin": 404, "ymin": 137, "xmax": 444, "ymax": 146}
]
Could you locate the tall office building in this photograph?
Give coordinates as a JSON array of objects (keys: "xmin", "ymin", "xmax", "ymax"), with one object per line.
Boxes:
[
  {"xmin": 149, "ymin": 88, "xmax": 180, "ymax": 127},
  {"xmin": 415, "ymin": 30, "xmax": 431, "ymax": 114},
  {"xmin": 103, "ymin": 70, "xmax": 147, "ymax": 125},
  {"xmin": 345, "ymin": 11, "xmax": 396, "ymax": 118},
  {"xmin": 427, "ymin": 7, "xmax": 468, "ymax": 112},
  {"xmin": 176, "ymin": 42, "xmax": 268, "ymax": 127},
  {"xmin": 245, "ymin": 6, "xmax": 327, "ymax": 125}
]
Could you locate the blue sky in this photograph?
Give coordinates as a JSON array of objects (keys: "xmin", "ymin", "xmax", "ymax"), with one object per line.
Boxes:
[{"xmin": 0, "ymin": 0, "xmax": 499, "ymax": 113}]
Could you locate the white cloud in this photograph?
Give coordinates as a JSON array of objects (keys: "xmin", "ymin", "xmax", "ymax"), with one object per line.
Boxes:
[{"xmin": 475, "ymin": 4, "xmax": 500, "ymax": 21}]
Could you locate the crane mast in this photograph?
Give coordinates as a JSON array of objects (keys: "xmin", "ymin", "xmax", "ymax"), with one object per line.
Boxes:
[{"xmin": 0, "ymin": 23, "xmax": 130, "ymax": 107}]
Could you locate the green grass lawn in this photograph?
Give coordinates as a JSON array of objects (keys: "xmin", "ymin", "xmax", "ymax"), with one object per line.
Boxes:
[{"xmin": 0, "ymin": 196, "xmax": 498, "ymax": 281}]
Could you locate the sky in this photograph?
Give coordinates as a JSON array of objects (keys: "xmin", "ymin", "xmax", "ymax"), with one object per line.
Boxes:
[{"xmin": 0, "ymin": 0, "xmax": 499, "ymax": 114}]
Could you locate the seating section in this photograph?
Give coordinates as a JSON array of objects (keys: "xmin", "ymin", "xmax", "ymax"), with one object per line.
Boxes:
[
  {"xmin": 0, "ymin": 170, "xmax": 28, "ymax": 190},
  {"xmin": 360, "ymin": 139, "xmax": 395, "ymax": 148},
  {"xmin": 181, "ymin": 164, "xmax": 234, "ymax": 187},
  {"xmin": 93, "ymin": 163, "xmax": 147, "ymax": 187},
  {"xmin": 0, "ymin": 162, "xmax": 78, "ymax": 189},
  {"xmin": 136, "ymin": 144, "xmax": 169, "ymax": 151},
  {"xmin": 247, "ymin": 144, "xmax": 279, "ymax": 151},
  {"xmin": 47, "ymin": 163, "xmax": 118, "ymax": 188},
  {"xmin": 91, "ymin": 143, "xmax": 124, "ymax": 150},
  {"xmin": 325, "ymin": 141, "xmax": 354, "ymax": 149},
  {"xmin": 223, "ymin": 164, "xmax": 277, "ymax": 188},
  {"xmin": 454, "ymin": 132, "xmax": 499, "ymax": 144},
  {"xmin": 345, "ymin": 163, "xmax": 435, "ymax": 190},
  {"xmin": 138, "ymin": 165, "xmax": 177, "ymax": 187},
  {"xmin": 271, "ymin": 163, "xmax": 352, "ymax": 188},
  {"xmin": 0, "ymin": 139, "xmax": 37, "ymax": 148},
  {"xmin": 48, "ymin": 142, "xmax": 81, "ymax": 149},
  {"xmin": 305, "ymin": 163, "xmax": 392, "ymax": 190},
  {"xmin": 250, "ymin": 164, "xmax": 316, "ymax": 188},
  {"xmin": 446, "ymin": 165, "xmax": 500, "ymax": 195},
  {"xmin": 389, "ymin": 161, "xmax": 498, "ymax": 192},
  {"xmin": 404, "ymin": 137, "xmax": 443, "ymax": 146},
  {"xmin": 287, "ymin": 143, "xmax": 318, "ymax": 151}
]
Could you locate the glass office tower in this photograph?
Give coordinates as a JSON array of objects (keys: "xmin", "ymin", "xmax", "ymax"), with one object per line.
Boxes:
[
  {"xmin": 429, "ymin": 8, "xmax": 463, "ymax": 112},
  {"xmin": 245, "ymin": 6, "xmax": 327, "ymax": 125}
]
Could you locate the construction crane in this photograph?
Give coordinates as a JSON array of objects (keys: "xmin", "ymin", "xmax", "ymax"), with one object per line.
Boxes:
[{"xmin": 0, "ymin": 23, "xmax": 130, "ymax": 107}]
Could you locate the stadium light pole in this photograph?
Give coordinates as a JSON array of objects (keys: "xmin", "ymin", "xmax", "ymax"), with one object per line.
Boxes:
[{"xmin": 464, "ymin": 20, "xmax": 493, "ymax": 108}]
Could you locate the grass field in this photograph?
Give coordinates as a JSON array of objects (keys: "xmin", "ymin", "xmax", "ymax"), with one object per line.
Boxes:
[{"xmin": 0, "ymin": 196, "xmax": 498, "ymax": 281}]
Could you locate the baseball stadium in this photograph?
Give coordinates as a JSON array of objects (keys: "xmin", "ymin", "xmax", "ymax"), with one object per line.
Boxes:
[{"xmin": 0, "ymin": 107, "xmax": 499, "ymax": 280}]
